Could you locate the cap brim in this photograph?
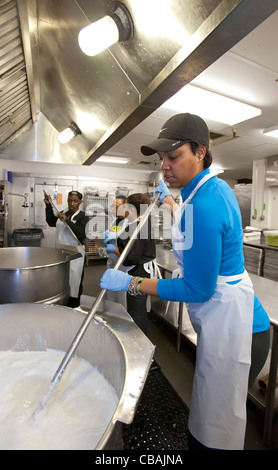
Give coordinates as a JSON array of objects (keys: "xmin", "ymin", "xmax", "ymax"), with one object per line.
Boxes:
[{"xmin": 141, "ymin": 138, "xmax": 188, "ymax": 156}]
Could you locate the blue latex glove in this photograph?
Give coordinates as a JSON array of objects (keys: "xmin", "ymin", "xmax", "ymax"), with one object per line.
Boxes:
[
  {"xmin": 103, "ymin": 230, "xmax": 117, "ymax": 247},
  {"xmin": 155, "ymin": 180, "xmax": 171, "ymax": 203},
  {"xmin": 106, "ymin": 244, "xmax": 115, "ymax": 254},
  {"xmin": 100, "ymin": 269, "xmax": 132, "ymax": 292}
]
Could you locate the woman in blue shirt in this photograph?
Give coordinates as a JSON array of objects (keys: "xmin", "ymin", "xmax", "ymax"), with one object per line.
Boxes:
[{"xmin": 100, "ymin": 113, "xmax": 270, "ymax": 450}]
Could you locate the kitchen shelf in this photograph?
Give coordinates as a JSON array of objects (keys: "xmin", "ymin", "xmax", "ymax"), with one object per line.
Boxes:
[{"xmin": 83, "ymin": 193, "xmax": 109, "ymax": 264}]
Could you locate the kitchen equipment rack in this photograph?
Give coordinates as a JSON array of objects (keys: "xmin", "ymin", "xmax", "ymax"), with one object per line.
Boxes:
[{"xmin": 83, "ymin": 192, "xmax": 109, "ymax": 264}]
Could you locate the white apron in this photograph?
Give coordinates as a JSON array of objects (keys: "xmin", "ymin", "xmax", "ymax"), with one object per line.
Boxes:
[
  {"xmin": 55, "ymin": 210, "xmax": 85, "ymax": 298},
  {"xmin": 143, "ymin": 259, "xmax": 162, "ymax": 312},
  {"xmin": 164, "ymin": 268, "xmax": 195, "ymax": 332},
  {"xmin": 172, "ymin": 173, "xmax": 254, "ymax": 449}
]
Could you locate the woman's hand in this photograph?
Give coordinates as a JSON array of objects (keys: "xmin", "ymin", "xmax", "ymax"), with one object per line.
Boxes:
[
  {"xmin": 102, "ymin": 230, "xmax": 117, "ymax": 247},
  {"xmin": 155, "ymin": 180, "xmax": 171, "ymax": 202},
  {"xmin": 155, "ymin": 180, "xmax": 179, "ymax": 216},
  {"xmin": 57, "ymin": 212, "xmax": 67, "ymax": 221},
  {"xmin": 100, "ymin": 269, "xmax": 132, "ymax": 291},
  {"xmin": 106, "ymin": 244, "xmax": 115, "ymax": 254},
  {"xmin": 43, "ymin": 192, "xmax": 51, "ymax": 204}
]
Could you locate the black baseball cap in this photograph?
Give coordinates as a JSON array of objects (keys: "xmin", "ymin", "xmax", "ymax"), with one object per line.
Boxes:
[
  {"xmin": 68, "ymin": 190, "xmax": 82, "ymax": 200},
  {"xmin": 141, "ymin": 113, "xmax": 210, "ymax": 156}
]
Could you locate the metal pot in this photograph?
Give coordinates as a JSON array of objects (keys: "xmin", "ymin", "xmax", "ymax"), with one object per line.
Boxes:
[
  {"xmin": 0, "ymin": 247, "xmax": 81, "ymax": 304},
  {"xmin": 0, "ymin": 301, "xmax": 155, "ymax": 449}
]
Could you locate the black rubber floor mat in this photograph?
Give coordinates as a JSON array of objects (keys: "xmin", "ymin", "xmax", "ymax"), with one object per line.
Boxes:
[{"xmin": 122, "ymin": 366, "xmax": 189, "ymax": 450}]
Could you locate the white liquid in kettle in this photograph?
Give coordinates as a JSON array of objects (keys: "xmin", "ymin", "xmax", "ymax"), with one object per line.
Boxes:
[{"xmin": 0, "ymin": 349, "xmax": 118, "ymax": 450}]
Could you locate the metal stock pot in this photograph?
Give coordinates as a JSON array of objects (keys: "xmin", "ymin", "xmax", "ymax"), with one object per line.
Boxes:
[
  {"xmin": 0, "ymin": 301, "xmax": 155, "ymax": 449},
  {"xmin": 0, "ymin": 247, "xmax": 81, "ymax": 304}
]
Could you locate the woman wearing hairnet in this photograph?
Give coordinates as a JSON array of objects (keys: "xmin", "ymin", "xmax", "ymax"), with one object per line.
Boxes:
[{"xmin": 100, "ymin": 113, "xmax": 270, "ymax": 450}]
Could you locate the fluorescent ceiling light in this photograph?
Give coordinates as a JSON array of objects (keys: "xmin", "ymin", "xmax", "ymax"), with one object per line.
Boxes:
[
  {"xmin": 263, "ymin": 125, "xmax": 278, "ymax": 138},
  {"xmin": 97, "ymin": 156, "xmax": 130, "ymax": 164},
  {"xmin": 161, "ymin": 85, "xmax": 261, "ymax": 126}
]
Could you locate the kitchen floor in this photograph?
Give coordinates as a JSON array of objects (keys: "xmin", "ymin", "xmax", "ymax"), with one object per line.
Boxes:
[{"xmin": 82, "ymin": 259, "xmax": 277, "ymax": 451}]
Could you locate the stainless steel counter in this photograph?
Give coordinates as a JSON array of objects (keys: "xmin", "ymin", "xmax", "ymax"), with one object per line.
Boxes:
[
  {"xmin": 248, "ymin": 274, "xmax": 278, "ymax": 447},
  {"xmin": 156, "ymin": 245, "xmax": 179, "ymax": 273},
  {"xmin": 154, "ymin": 243, "xmax": 278, "ymax": 447},
  {"xmin": 156, "ymin": 243, "xmax": 278, "ymax": 327},
  {"xmin": 244, "ymin": 236, "xmax": 278, "ymax": 251},
  {"xmin": 250, "ymin": 274, "xmax": 278, "ymax": 327},
  {"xmin": 244, "ymin": 237, "xmax": 278, "ymax": 282}
]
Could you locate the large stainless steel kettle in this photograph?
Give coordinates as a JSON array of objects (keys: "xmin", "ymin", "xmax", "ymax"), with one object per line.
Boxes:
[{"xmin": 0, "ymin": 246, "xmax": 81, "ymax": 304}]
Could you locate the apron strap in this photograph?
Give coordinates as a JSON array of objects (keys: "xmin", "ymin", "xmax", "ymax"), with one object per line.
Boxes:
[
  {"xmin": 217, "ymin": 270, "xmax": 247, "ymax": 284},
  {"xmin": 173, "ymin": 172, "xmax": 215, "ymax": 227},
  {"xmin": 143, "ymin": 259, "xmax": 162, "ymax": 279}
]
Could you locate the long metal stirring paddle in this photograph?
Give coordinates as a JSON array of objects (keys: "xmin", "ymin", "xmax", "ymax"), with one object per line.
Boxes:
[{"xmin": 33, "ymin": 192, "xmax": 160, "ymax": 415}]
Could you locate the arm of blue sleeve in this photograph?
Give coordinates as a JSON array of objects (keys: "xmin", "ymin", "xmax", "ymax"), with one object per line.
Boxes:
[{"xmin": 157, "ymin": 204, "xmax": 222, "ymax": 303}]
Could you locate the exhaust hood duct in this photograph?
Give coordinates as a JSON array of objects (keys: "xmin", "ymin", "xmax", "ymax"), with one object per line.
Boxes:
[
  {"xmin": 78, "ymin": 2, "xmax": 134, "ymax": 57},
  {"xmin": 1, "ymin": 0, "xmax": 278, "ymax": 167}
]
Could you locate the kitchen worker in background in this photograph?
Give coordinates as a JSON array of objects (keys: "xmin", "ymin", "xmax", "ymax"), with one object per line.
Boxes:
[
  {"xmin": 102, "ymin": 195, "xmax": 128, "ymax": 306},
  {"xmin": 44, "ymin": 190, "xmax": 89, "ymax": 308},
  {"xmin": 105, "ymin": 193, "xmax": 157, "ymax": 336},
  {"xmin": 100, "ymin": 113, "xmax": 270, "ymax": 450}
]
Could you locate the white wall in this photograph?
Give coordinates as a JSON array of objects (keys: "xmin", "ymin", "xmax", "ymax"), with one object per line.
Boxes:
[
  {"xmin": 266, "ymin": 186, "xmax": 278, "ymax": 229},
  {"xmin": 0, "ymin": 159, "xmax": 153, "ymax": 183},
  {"xmin": 0, "ymin": 159, "xmax": 157, "ymax": 245},
  {"xmin": 0, "ymin": 158, "xmax": 241, "ymax": 246}
]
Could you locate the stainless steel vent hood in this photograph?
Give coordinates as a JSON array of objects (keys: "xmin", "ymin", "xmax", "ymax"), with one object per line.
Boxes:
[
  {"xmin": 0, "ymin": 0, "xmax": 277, "ymax": 167},
  {"xmin": 0, "ymin": 1, "xmax": 32, "ymax": 148}
]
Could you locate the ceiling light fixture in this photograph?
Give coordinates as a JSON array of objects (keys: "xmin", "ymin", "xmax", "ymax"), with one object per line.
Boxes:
[
  {"xmin": 97, "ymin": 156, "xmax": 130, "ymax": 164},
  {"xmin": 57, "ymin": 122, "xmax": 81, "ymax": 144},
  {"xmin": 162, "ymin": 85, "xmax": 261, "ymax": 126},
  {"xmin": 78, "ymin": 2, "xmax": 133, "ymax": 57},
  {"xmin": 263, "ymin": 125, "xmax": 278, "ymax": 138}
]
